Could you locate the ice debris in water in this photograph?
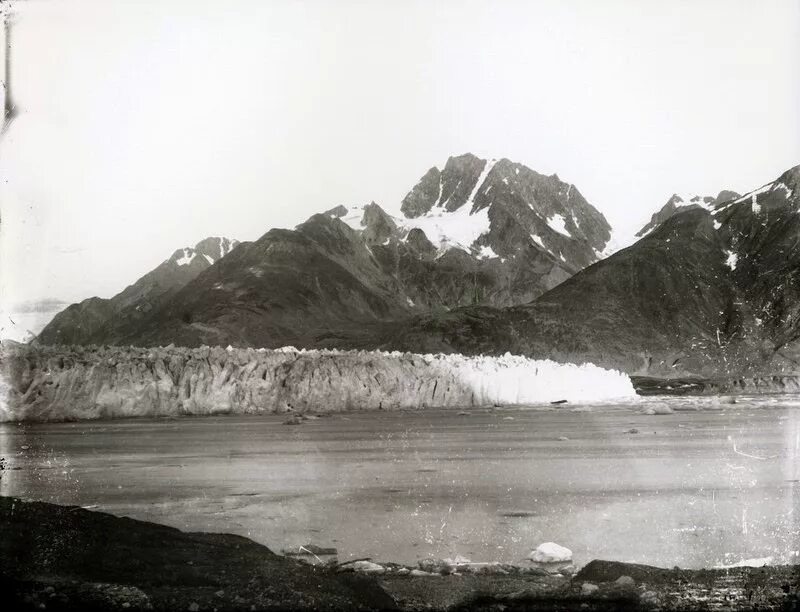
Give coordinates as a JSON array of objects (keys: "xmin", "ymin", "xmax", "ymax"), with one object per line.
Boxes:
[{"xmin": 528, "ymin": 542, "xmax": 573, "ymax": 563}]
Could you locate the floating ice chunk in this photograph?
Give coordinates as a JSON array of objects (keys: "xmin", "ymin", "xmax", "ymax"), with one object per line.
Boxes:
[
  {"xmin": 528, "ymin": 542, "xmax": 572, "ymax": 563},
  {"xmin": 547, "ymin": 214, "xmax": 572, "ymax": 237},
  {"xmin": 715, "ymin": 556, "xmax": 773, "ymax": 569}
]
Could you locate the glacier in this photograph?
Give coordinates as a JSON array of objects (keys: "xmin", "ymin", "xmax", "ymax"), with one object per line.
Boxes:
[{"xmin": 0, "ymin": 343, "xmax": 636, "ymax": 422}]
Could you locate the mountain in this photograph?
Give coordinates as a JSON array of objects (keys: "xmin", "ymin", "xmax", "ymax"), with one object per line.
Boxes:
[
  {"xmin": 73, "ymin": 153, "xmax": 611, "ymax": 348},
  {"xmin": 385, "ymin": 165, "xmax": 800, "ymax": 377},
  {"xmin": 36, "ymin": 237, "xmax": 239, "ymax": 345},
  {"xmin": 635, "ymin": 191, "xmax": 741, "ymax": 238}
]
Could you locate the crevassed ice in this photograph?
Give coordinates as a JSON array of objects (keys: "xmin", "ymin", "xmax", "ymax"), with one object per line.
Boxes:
[
  {"xmin": 0, "ymin": 347, "xmax": 637, "ymax": 421},
  {"xmin": 259, "ymin": 347, "xmax": 636, "ymax": 404}
]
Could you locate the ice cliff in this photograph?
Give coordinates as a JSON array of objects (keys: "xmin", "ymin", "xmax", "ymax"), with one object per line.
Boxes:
[{"xmin": 0, "ymin": 342, "xmax": 636, "ymax": 422}]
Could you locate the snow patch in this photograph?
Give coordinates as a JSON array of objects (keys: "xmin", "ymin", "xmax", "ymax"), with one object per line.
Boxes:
[
  {"xmin": 399, "ymin": 200, "xmax": 491, "ymax": 253},
  {"xmin": 724, "ymin": 250, "xmax": 738, "ymax": 270},
  {"xmin": 467, "ymin": 159, "xmax": 497, "ymax": 206},
  {"xmin": 733, "ymin": 183, "xmax": 773, "ymax": 206},
  {"xmin": 530, "ymin": 234, "xmax": 546, "ymax": 250},
  {"xmin": 671, "ymin": 193, "xmax": 716, "ymax": 213},
  {"xmin": 751, "ymin": 193, "xmax": 761, "ymax": 215},
  {"xmin": 395, "ymin": 159, "xmax": 498, "ymax": 254},
  {"xmin": 176, "ymin": 248, "xmax": 195, "ymax": 266},
  {"xmin": 434, "ymin": 176, "xmax": 444, "ymax": 207},
  {"xmin": 775, "ymin": 182, "xmax": 793, "ymax": 198},
  {"xmin": 202, "ymin": 254, "xmax": 214, "ymax": 265},
  {"xmin": 713, "ymin": 220, "xmax": 721, "ymax": 230},
  {"xmin": 477, "ymin": 245, "xmax": 499, "ymax": 260},
  {"xmin": 546, "ymin": 214, "xmax": 572, "ymax": 238},
  {"xmin": 340, "ymin": 206, "xmax": 365, "ymax": 231}
]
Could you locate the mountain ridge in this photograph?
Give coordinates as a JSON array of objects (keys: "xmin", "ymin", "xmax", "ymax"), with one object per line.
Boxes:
[{"xmin": 36, "ymin": 153, "xmax": 613, "ymax": 349}]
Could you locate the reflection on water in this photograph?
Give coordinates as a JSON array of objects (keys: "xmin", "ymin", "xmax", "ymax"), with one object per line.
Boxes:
[{"xmin": 1, "ymin": 399, "xmax": 798, "ymax": 568}]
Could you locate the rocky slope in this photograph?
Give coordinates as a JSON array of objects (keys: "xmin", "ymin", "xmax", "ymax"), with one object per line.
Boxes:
[
  {"xmin": 385, "ymin": 165, "xmax": 800, "ymax": 378},
  {"xmin": 35, "ymin": 237, "xmax": 238, "ymax": 346},
  {"xmin": 0, "ymin": 342, "xmax": 633, "ymax": 422},
  {"xmin": 50, "ymin": 153, "xmax": 611, "ymax": 349},
  {"xmin": 635, "ymin": 191, "xmax": 741, "ymax": 238}
]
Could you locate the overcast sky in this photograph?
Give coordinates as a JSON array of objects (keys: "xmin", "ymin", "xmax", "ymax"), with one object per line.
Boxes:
[{"xmin": 1, "ymin": 0, "xmax": 799, "ymax": 306}]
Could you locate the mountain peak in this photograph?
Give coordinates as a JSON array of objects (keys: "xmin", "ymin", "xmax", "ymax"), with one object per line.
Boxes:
[
  {"xmin": 170, "ymin": 236, "xmax": 239, "ymax": 267},
  {"xmin": 636, "ymin": 190, "xmax": 741, "ymax": 238}
]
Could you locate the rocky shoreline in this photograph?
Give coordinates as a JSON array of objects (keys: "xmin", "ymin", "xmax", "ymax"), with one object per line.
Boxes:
[{"xmin": 1, "ymin": 497, "xmax": 797, "ymax": 611}]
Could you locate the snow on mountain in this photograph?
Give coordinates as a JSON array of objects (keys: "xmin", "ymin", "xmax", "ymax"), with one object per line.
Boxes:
[
  {"xmin": 176, "ymin": 248, "xmax": 195, "ymax": 266},
  {"xmin": 336, "ymin": 153, "xmax": 610, "ymax": 267},
  {"xmin": 37, "ymin": 154, "xmax": 613, "ymax": 350},
  {"xmin": 398, "ymin": 201, "xmax": 491, "ymax": 253},
  {"xmin": 546, "ymin": 214, "xmax": 571, "ymax": 237},
  {"xmin": 37, "ymin": 236, "xmax": 240, "ymax": 346},
  {"xmin": 171, "ymin": 237, "xmax": 239, "ymax": 268},
  {"xmin": 635, "ymin": 191, "xmax": 740, "ymax": 239}
]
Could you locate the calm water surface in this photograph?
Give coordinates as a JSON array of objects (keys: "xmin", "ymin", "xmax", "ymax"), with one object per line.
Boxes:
[{"xmin": 1, "ymin": 399, "xmax": 798, "ymax": 569}]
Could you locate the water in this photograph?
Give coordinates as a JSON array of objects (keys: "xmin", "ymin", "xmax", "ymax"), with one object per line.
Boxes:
[{"xmin": 1, "ymin": 398, "xmax": 798, "ymax": 569}]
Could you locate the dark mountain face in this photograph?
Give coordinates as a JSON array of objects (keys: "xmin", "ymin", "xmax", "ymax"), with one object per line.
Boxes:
[
  {"xmin": 90, "ymin": 154, "xmax": 612, "ymax": 348},
  {"xmin": 386, "ymin": 165, "xmax": 800, "ymax": 377},
  {"xmin": 36, "ymin": 237, "xmax": 239, "ymax": 345}
]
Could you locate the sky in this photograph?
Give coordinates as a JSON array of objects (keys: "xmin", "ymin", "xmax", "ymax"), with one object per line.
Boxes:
[{"xmin": 1, "ymin": 0, "xmax": 799, "ymax": 306}]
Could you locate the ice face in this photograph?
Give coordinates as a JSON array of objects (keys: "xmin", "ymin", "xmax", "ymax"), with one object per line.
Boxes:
[{"xmin": 0, "ymin": 345, "xmax": 636, "ymax": 422}]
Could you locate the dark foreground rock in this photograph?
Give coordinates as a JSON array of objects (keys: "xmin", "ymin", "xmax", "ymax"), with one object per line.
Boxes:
[
  {"xmin": 0, "ymin": 496, "xmax": 396, "ymax": 611},
  {"xmin": 1, "ymin": 497, "xmax": 798, "ymax": 611}
]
